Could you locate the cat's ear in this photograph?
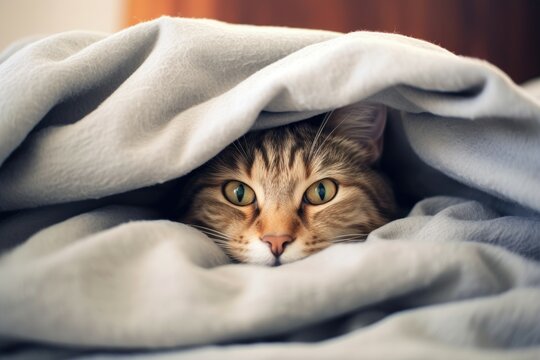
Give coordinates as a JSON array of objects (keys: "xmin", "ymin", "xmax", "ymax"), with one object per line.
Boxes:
[{"xmin": 325, "ymin": 102, "xmax": 387, "ymax": 163}]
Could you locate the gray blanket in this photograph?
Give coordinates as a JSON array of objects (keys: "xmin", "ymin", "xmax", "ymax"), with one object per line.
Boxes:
[{"xmin": 1, "ymin": 17, "xmax": 540, "ymax": 359}]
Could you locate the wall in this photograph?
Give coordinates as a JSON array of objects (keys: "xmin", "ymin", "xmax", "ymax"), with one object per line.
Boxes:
[
  {"xmin": 0, "ymin": 0, "xmax": 124, "ymax": 51},
  {"xmin": 126, "ymin": 0, "xmax": 540, "ymax": 83},
  {"xmin": 1, "ymin": 1, "xmax": 539, "ymax": 83}
]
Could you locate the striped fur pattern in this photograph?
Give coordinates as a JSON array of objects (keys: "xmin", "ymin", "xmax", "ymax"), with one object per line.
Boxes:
[{"xmin": 180, "ymin": 103, "xmax": 396, "ymax": 266}]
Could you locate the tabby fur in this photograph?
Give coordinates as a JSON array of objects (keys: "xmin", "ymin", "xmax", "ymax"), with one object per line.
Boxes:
[{"xmin": 179, "ymin": 103, "xmax": 396, "ymax": 266}]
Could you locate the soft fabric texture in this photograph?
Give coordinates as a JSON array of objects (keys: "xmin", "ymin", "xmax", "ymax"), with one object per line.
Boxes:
[{"xmin": 0, "ymin": 17, "xmax": 539, "ymax": 359}]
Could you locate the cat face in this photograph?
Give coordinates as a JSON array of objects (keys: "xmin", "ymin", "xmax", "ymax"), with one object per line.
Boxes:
[{"xmin": 180, "ymin": 103, "xmax": 396, "ymax": 266}]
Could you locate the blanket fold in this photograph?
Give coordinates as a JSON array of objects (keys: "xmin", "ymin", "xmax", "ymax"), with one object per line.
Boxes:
[{"xmin": 1, "ymin": 17, "xmax": 539, "ymax": 359}]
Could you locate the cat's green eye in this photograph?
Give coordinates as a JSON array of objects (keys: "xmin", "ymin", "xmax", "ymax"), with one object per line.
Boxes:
[
  {"xmin": 223, "ymin": 181, "xmax": 256, "ymax": 206},
  {"xmin": 304, "ymin": 179, "xmax": 338, "ymax": 205}
]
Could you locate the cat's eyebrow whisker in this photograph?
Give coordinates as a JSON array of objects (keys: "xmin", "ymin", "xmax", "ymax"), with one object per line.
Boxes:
[
  {"xmin": 237, "ymin": 135, "xmax": 252, "ymax": 163},
  {"xmin": 232, "ymin": 140, "xmax": 249, "ymax": 163},
  {"xmin": 311, "ymin": 113, "xmax": 352, "ymax": 160},
  {"xmin": 241, "ymin": 135, "xmax": 251, "ymax": 160},
  {"xmin": 308, "ymin": 110, "xmax": 333, "ymax": 161}
]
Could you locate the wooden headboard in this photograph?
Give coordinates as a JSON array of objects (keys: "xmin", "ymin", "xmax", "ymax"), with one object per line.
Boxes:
[{"xmin": 125, "ymin": 0, "xmax": 540, "ymax": 83}]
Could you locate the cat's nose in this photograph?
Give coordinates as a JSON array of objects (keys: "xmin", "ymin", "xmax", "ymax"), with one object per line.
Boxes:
[{"xmin": 261, "ymin": 234, "xmax": 294, "ymax": 257}]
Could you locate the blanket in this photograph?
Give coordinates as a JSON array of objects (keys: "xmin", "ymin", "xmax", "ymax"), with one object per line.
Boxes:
[{"xmin": 1, "ymin": 17, "xmax": 540, "ymax": 359}]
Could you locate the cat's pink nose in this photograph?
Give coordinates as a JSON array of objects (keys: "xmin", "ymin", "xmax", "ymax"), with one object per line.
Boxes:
[{"xmin": 261, "ymin": 234, "xmax": 294, "ymax": 257}]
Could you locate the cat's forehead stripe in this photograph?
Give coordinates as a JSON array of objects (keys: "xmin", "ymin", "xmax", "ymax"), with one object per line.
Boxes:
[{"xmin": 256, "ymin": 143, "xmax": 271, "ymax": 170}]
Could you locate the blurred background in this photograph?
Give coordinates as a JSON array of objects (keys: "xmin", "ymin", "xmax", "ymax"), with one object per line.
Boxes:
[{"xmin": 1, "ymin": 0, "xmax": 539, "ymax": 83}]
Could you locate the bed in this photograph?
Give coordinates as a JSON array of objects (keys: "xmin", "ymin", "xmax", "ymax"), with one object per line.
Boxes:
[{"xmin": 0, "ymin": 17, "xmax": 539, "ymax": 359}]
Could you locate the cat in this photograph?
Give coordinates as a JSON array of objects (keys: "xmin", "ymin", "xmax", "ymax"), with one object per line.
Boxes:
[{"xmin": 178, "ymin": 102, "xmax": 397, "ymax": 266}]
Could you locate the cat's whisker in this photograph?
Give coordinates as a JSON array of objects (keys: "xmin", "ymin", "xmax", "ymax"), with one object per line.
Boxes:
[
  {"xmin": 311, "ymin": 113, "xmax": 353, "ymax": 160},
  {"xmin": 333, "ymin": 233, "xmax": 369, "ymax": 238},
  {"xmin": 190, "ymin": 226, "xmax": 240, "ymax": 254},
  {"xmin": 232, "ymin": 140, "xmax": 250, "ymax": 164},
  {"xmin": 199, "ymin": 231, "xmax": 230, "ymax": 240},
  {"xmin": 197, "ymin": 229, "xmax": 230, "ymax": 239},
  {"xmin": 190, "ymin": 224, "xmax": 230, "ymax": 238},
  {"xmin": 334, "ymin": 233, "xmax": 369, "ymax": 238},
  {"xmin": 206, "ymin": 236, "xmax": 233, "ymax": 247},
  {"xmin": 305, "ymin": 245, "xmax": 330, "ymax": 254},
  {"xmin": 331, "ymin": 237, "xmax": 368, "ymax": 243},
  {"xmin": 237, "ymin": 135, "xmax": 252, "ymax": 163},
  {"xmin": 204, "ymin": 233, "xmax": 252, "ymax": 260},
  {"xmin": 207, "ymin": 238, "xmax": 229, "ymax": 245},
  {"xmin": 193, "ymin": 230, "xmax": 232, "ymax": 243},
  {"xmin": 330, "ymin": 233, "xmax": 368, "ymax": 241},
  {"xmin": 241, "ymin": 135, "xmax": 251, "ymax": 160},
  {"xmin": 191, "ymin": 229, "xmax": 248, "ymax": 259},
  {"xmin": 308, "ymin": 110, "xmax": 333, "ymax": 161},
  {"xmin": 201, "ymin": 233, "xmax": 230, "ymax": 242},
  {"xmin": 330, "ymin": 236, "xmax": 368, "ymax": 243}
]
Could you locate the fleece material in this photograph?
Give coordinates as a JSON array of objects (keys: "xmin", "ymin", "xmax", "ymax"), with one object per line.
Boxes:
[{"xmin": 0, "ymin": 17, "xmax": 540, "ymax": 359}]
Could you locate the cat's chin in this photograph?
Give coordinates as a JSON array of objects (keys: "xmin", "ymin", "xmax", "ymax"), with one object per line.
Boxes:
[
  {"xmin": 241, "ymin": 252, "xmax": 308, "ymax": 266},
  {"xmin": 245, "ymin": 257, "xmax": 296, "ymax": 267}
]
